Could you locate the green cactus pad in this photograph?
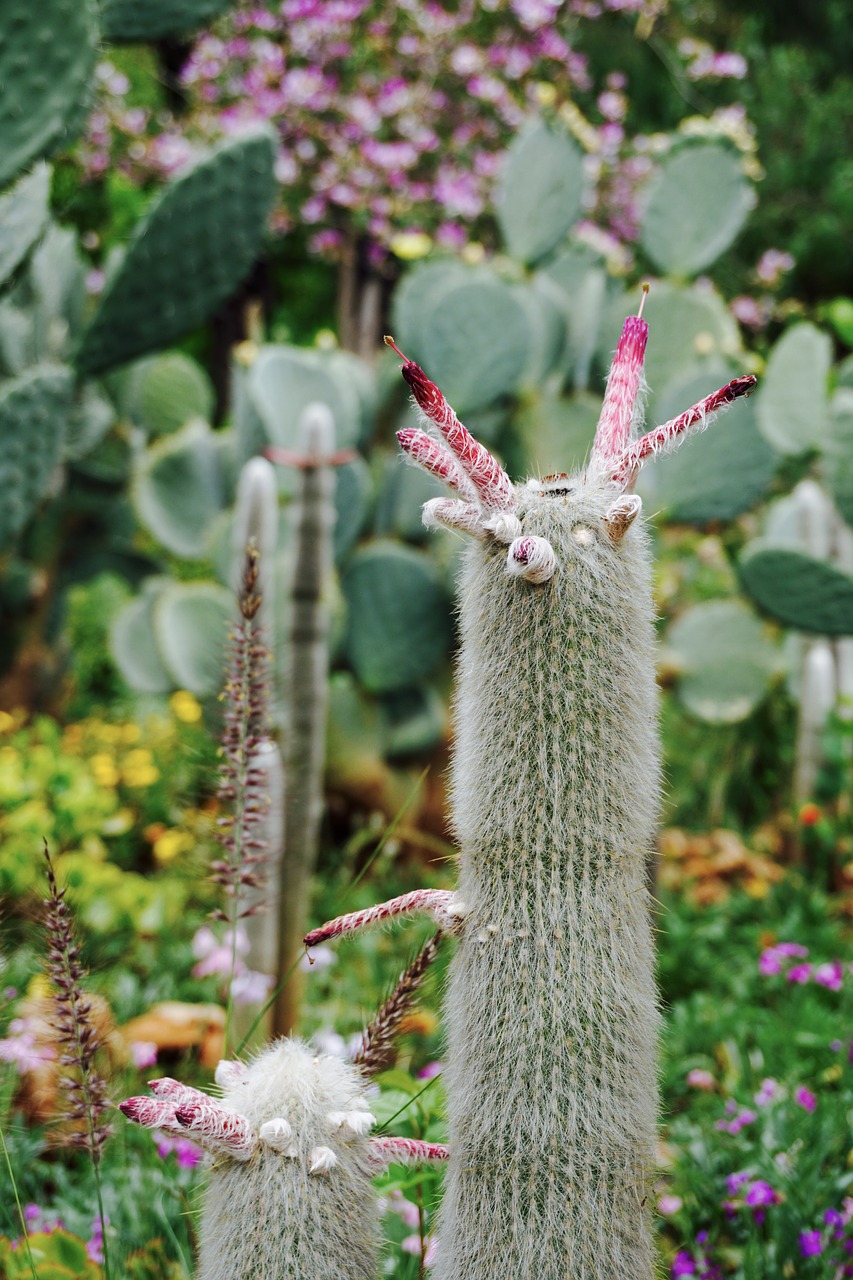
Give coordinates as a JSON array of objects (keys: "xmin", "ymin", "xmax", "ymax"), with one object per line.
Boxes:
[
  {"xmin": 755, "ymin": 322, "xmax": 831, "ymax": 455},
  {"xmin": 325, "ymin": 673, "xmax": 386, "ymax": 795},
  {"xmin": 64, "ymin": 383, "xmax": 115, "ymax": 461},
  {"xmin": 380, "ymin": 685, "xmax": 446, "ymax": 758},
  {"xmin": 374, "ymin": 453, "xmax": 446, "ymax": 544},
  {"xmin": 416, "ymin": 272, "xmax": 532, "ymax": 414},
  {"xmin": 126, "ymin": 352, "xmax": 215, "ymax": 437},
  {"xmin": 109, "ymin": 578, "xmax": 173, "ymax": 694},
  {"xmin": 513, "ymin": 275, "xmax": 568, "ymax": 385},
  {"xmin": 0, "ymin": 364, "xmax": 73, "ymax": 547},
  {"xmin": 540, "ymin": 251, "xmax": 608, "ymax": 390},
  {"xmin": 342, "ymin": 541, "xmax": 453, "ymax": 694},
  {"xmin": 30, "ymin": 224, "xmax": 86, "ymax": 360},
  {"xmin": 664, "ymin": 599, "xmax": 779, "ymax": 723},
  {"xmin": 739, "ymin": 542, "xmax": 853, "ymax": 635},
  {"xmin": 641, "ymin": 363, "xmax": 777, "ymax": 525},
  {"xmin": 601, "ymin": 282, "xmax": 740, "ymax": 420},
  {"xmin": 101, "ymin": 0, "xmax": 233, "ymax": 41},
  {"xmin": 154, "ymin": 581, "xmax": 233, "ymax": 695},
  {"xmin": 496, "ymin": 118, "xmax": 585, "ymax": 265},
  {"xmin": 333, "ymin": 457, "xmax": 372, "ymax": 563},
  {"xmin": 639, "ymin": 141, "xmax": 754, "ymax": 277},
  {"xmin": 389, "ymin": 258, "xmax": 472, "ymax": 365},
  {"xmin": 248, "ymin": 345, "xmax": 361, "ymax": 457},
  {"xmin": 75, "ymin": 130, "xmax": 276, "ymax": 378},
  {"xmin": 517, "ymin": 391, "xmax": 600, "ymax": 479},
  {"xmin": 0, "ymin": 164, "xmax": 51, "ymax": 287},
  {"xmin": 0, "ymin": 0, "xmax": 97, "ymax": 188},
  {"xmin": 132, "ymin": 420, "xmax": 226, "ymax": 558},
  {"xmin": 823, "ymin": 389, "xmax": 853, "ymax": 528}
]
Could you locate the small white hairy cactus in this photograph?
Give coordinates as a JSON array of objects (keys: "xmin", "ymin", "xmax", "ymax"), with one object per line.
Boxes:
[
  {"xmin": 121, "ymin": 951, "xmax": 448, "ymax": 1278},
  {"xmin": 310, "ymin": 315, "xmax": 755, "ymax": 1279}
]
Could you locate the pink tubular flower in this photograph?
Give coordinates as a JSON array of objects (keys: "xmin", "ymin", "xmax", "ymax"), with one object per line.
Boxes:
[
  {"xmin": 671, "ymin": 1252, "xmax": 696, "ymax": 1277},
  {"xmin": 745, "ymin": 1180, "xmax": 780, "ymax": 1209},
  {"xmin": 787, "ymin": 963, "xmax": 812, "ymax": 984},
  {"xmin": 686, "ymin": 1068, "xmax": 716, "ymax": 1091},
  {"xmin": 658, "ymin": 1195, "xmax": 683, "ymax": 1217},
  {"xmin": 130, "ymin": 1040, "xmax": 159, "ymax": 1070},
  {"xmin": 154, "ymin": 1132, "xmax": 204, "ymax": 1168},
  {"xmin": 0, "ymin": 1019, "xmax": 56, "ymax": 1072}
]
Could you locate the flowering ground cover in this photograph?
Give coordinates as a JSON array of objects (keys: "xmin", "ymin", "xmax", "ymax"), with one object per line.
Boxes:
[{"xmin": 0, "ymin": 701, "xmax": 851, "ymax": 1277}]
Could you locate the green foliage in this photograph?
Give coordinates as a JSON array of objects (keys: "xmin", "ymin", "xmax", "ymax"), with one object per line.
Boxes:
[
  {"xmin": 75, "ymin": 130, "xmax": 277, "ymax": 377},
  {"xmin": 101, "ymin": 0, "xmax": 234, "ymax": 42},
  {"xmin": 0, "ymin": 165, "xmax": 51, "ymax": 288},
  {"xmin": 755, "ymin": 322, "xmax": 832, "ymax": 455},
  {"xmin": 639, "ymin": 142, "xmax": 755, "ymax": 278},
  {"xmin": 248, "ymin": 343, "xmax": 362, "ymax": 459},
  {"xmin": 664, "ymin": 598, "xmax": 781, "ymax": 724},
  {"xmin": 341, "ymin": 542, "xmax": 453, "ymax": 695},
  {"xmin": 495, "ymin": 118, "xmax": 585, "ymax": 265},
  {"xmin": 739, "ymin": 544, "xmax": 853, "ymax": 636},
  {"xmin": 0, "ymin": 365, "xmax": 74, "ymax": 548},
  {"xmin": 0, "ymin": 1229, "xmax": 102, "ymax": 1278},
  {"xmin": 0, "ymin": 0, "xmax": 97, "ymax": 188}
]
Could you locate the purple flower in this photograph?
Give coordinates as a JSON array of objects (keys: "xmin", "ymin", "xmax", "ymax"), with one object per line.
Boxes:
[
  {"xmin": 799, "ymin": 1230, "xmax": 823, "ymax": 1257},
  {"xmin": 756, "ymin": 249, "xmax": 795, "ymax": 286},
  {"xmin": 795, "ymin": 1086, "xmax": 817, "ymax": 1112},
  {"xmin": 745, "ymin": 1180, "xmax": 780, "ymax": 1209},
  {"xmin": 672, "ymin": 1253, "xmax": 696, "ymax": 1277},
  {"xmin": 754, "ymin": 1078, "xmax": 778, "ymax": 1106},
  {"xmin": 130, "ymin": 1040, "xmax": 158, "ymax": 1070},
  {"xmin": 0, "ymin": 1019, "xmax": 56, "ymax": 1073},
  {"xmin": 154, "ymin": 1133, "xmax": 203, "ymax": 1168},
  {"xmin": 726, "ymin": 1171, "xmax": 750, "ymax": 1196},
  {"xmin": 787, "ymin": 963, "xmax": 812, "ymax": 984},
  {"xmin": 814, "ymin": 962, "xmax": 843, "ymax": 991},
  {"xmin": 417, "ymin": 1061, "xmax": 443, "ymax": 1080}
]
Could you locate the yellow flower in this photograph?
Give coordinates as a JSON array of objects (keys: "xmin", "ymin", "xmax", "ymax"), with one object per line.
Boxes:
[
  {"xmin": 120, "ymin": 722, "xmax": 142, "ymax": 744},
  {"xmin": 153, "ymin": 828, "xmax": 194, "ymax": 865},
  {"xmin": 170, "ymin": 690, "xmax": 203, "ymax": 724},
  {"xmin": 122, "ymin": 748, "xmax": 160, "ymax": 788},
  {"xmin": 390, "ymin": 231, "xmax": 433, "ymax": 261},
  {"xmin": 533, "ymin": 82, "xmax": 557, "ymax": 108},
  {"xmin": 90, "ymin": 753, "xmax": 120, "ymax": 787},
  {"xmin": 0, "ymin": 710, "xmax": 16, "ymax": 734}
]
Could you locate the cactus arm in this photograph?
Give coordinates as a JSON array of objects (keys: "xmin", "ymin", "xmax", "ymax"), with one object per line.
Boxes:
[
  {"xmin": 173, "ymin": 1098, "xmax": 258, "ymax": 1161},
  {"xmin": 386, "ymin": 337, "xmax": 516, "ymax": 512},
  {"xmin": 118, "ymin": 1096, "xmax": 215, "ymax": 1159},
  {"xmin": 591, "ymin": 311, "xmax": 650, "ymax": 467},
  {"xmin": 422, "ymin": 497, "xmax": 490, "ymax": 538},
  {"xmin": 611, "ymin": 374, "xmax": 757, "ymax": 488},
  {"xmin": 368, "ymin": 1137, "xmax": 450, "ymax": 1169},
  {"xmin": 304, "ymin": 889, "xmax": 462, "ymax": 948},
  {"xmin": 147, "ymin": 1077, "xmax": 212, "ymax": 1106},
  {"xmin": 397, "ymin": 427, "xmax": 480, "ymax": 505}
]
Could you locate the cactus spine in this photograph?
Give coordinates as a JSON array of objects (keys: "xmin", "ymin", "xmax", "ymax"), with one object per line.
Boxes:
[{"xmin": 312, "ymin": 313, "xmax": 755, "ymax": 1278}]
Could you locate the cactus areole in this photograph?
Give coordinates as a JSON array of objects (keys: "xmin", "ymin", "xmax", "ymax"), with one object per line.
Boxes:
[{"xmin": 311, "ymin": 304, "xmax": 755, "ymax": 1280}]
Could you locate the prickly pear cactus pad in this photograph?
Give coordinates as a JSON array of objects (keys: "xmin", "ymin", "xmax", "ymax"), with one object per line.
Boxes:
[
  {"xmin": 0, "ymin": 365, "xmax": 73, "ymax": 548},
  {"xmin": 309, "ymin": 309, "xmax": 756, "ymax": 1280},
  {"xmin": 101, "ymin": 0, "xmax": 233, "ymax": 42},
  {"xmin": 75, "ymin": 130, "xmax": 276, "ymax": 378},
  {"xmin": 0, "ymin": 0, "xmax": 98, "ymax": 189}
]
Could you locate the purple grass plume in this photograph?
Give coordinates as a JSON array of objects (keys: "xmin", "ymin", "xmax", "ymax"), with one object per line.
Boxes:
[{"xmin": 42, "ymin": 841, "xmax": 111, "ymax": 1161}]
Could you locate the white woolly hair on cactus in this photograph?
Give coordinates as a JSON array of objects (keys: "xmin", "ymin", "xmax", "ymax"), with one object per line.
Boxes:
[
  {"xmin": 310, "ymin": 308, "xmax": 756, "ymax": 1280},
  {"xmin": 120, "ymin": 945, "xmax": 449, "ymax": 1278}
]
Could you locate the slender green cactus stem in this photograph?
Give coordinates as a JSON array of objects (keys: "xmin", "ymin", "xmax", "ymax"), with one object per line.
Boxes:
[
  {"xmin": 273, "ymin": 405, "xmax": 336, "ymax": 1036},
  {"xmin": 312, "ymin": 310, "xmax": 755, "ymax": 1278}
]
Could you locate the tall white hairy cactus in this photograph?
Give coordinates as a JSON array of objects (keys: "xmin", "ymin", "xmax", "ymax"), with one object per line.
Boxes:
[{"xmin": 310, "ymin": 300, "xmax": 756, "ymax": 1279}]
